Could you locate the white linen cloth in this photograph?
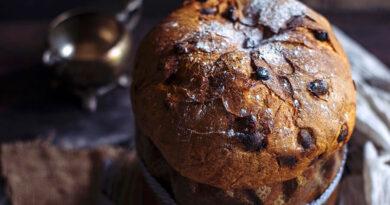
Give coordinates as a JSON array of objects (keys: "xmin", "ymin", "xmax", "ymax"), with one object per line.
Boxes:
[{"xmin": 333, "ymin": 27, "xmax": 390, "ymax": 205}]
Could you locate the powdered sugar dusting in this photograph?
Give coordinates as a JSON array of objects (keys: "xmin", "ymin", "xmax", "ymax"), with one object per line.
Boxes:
[
  {"xmin": 320, "ymin": 103, "xmax": 329, "ymax": 112},
  {"xmin": 242, "ymin": 0, "xmax": 307, "ymax": 32},
  {"xmin": 256, "ymin": 43, "xmax": 284, "ymax": 66},
  {"xmin": 283, "ymin": 46, "xmax": 320, "ymax": 74},
  {"xmin": 265, "ymin": 32, "xmax": 291, "ymax": 42},
  {"xmin": 191, "ymin": 21, "xmax": 246, "ymax": 53},
  {"xmin": 204, "ymin": 21, "xmax": 241, "ymax": 39},
  {"xmin": 293, "ymin": 99, "xmax": 300, "ymax": 107},
  {"xmin": 195, "ymin": 41, "xmax": 213, "ymax": 52}
]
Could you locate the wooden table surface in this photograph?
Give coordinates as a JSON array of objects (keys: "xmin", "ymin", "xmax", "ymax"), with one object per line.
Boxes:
[{"xmin": 0, "ymin": 11, "xmax": 389, "ymax": 145}]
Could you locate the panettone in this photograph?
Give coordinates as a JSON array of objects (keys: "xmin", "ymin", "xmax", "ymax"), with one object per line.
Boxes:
[{"xmin": 131, "ymin": 0, "xmax": 356, "ymax": 195}]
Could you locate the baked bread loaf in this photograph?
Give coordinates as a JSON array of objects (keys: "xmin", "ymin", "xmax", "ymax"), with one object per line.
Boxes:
[{"xmin": 131, "ymin": 0, "xmax": 356, "ymax": 190}]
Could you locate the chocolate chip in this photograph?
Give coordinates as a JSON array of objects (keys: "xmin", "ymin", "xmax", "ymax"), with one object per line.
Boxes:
[
  {"xmin": 224, "ymin": 7, "xmax": 237, "ymax": 22},
  {"xmin": 196, "ymin": 0, "xmax": 207, "ymax": 2},
  {"xmin": 308, "ymin": 79, "xmax": 328, "ymax": 97},
  {"xmin": 283, "ymin": 178, "xmax": 298, "ymax": 200},
  {"xmin": 337, "ymin": 124, "xmax": 348, "ymax": 143},
  {"xmin": 200, "ymin": 8, "xmax": 216, "ymax": 15},
  {"xmin": 313, "ymin": 30, "xmax": 329, "ymax": 41},
  {"xmin": 277, "ymin": 156, "xmax": 298, "ymax": 168},
  {"xmin": 235, "ymin": 115, "xmax": 258, "ymax": 134},
  {"xmin": 298, "ymin": 129, "xmax": 315, "ymax": 150},
  {"xmin": 243, "ymin": 38, "xmax": 259, "ymax": 49},
  {"xmin": 173, "ymin": 43, "xmax": 188, "ymax": 54},
  {"xmin": 239, "ymin": 131, "xmax": 268, "ymax": 152},
  {"xmin": 254, "ymin": 66, "xmax": 271, "ymax": 81}
]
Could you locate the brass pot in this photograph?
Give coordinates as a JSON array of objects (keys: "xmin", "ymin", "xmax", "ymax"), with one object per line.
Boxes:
[{"xmin": 43, "ymin": 0, "xmax": 142, "ymax": 111}]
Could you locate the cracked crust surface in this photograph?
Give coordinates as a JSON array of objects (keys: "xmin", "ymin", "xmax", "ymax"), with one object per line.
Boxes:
[{"xmin": 131, "ymin": 0, "xmax": 356, "ymax": 189}]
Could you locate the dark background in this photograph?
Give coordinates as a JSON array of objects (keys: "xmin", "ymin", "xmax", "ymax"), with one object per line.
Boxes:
[
  {"xmin": 1, "ymin": 0, "xmax": 389, "ymax": 20},
  {"xmin": 0, "ymin": 0, "xmax": 389, "ymax": 66},
  {"xmin": 0, "ymin": 0, "xmax": 183, "ymax": 21}
]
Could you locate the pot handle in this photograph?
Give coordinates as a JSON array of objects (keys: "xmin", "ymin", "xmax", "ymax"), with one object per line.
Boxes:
[
  {"xmin": 116, "ymin": 0, "xmax": 143, "ymax": 30},
  {"xmin": 42, "ymin": 50, "xmax": 63, "ymax": 66}
]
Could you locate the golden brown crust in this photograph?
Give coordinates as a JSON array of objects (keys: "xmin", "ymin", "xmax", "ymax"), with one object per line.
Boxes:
[{"xmin": 131, "ymin": 0, "xmax": 356, "ymax": 189}]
